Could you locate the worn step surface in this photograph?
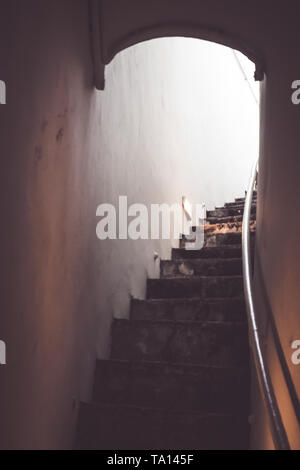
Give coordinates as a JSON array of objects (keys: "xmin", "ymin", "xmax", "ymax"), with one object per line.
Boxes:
[
  {"xmin": 204, "ymin": 220, "xmax": 256, "ymax": 234},
  {"xmin": 224, "ymin": 200, "xmax": 256, "ymax": 209},
  {"xmin": 205, "ymin": 221, "xmax": 245, "ymax": 233},
  {"xmin": 111, "ymin": 319, "xmax": 249, "ymax": 366},
  {"xmin": 147, "ymin": 275, "xmax": 243, "ymax": 299},
  {"xmin": 131, "ymin": 297, "xmax": 246, "ymax": 322},
  {"xmin": 180, "ymin": 231, "xmax": 255, "ymax": 249},
  {"xmin": 93, "ymin": 359, "xmax": 250, "ymax": 413},
  {"xmin": 185, "ymin": 221, "xmax": 256, "ymax": 243},
  {"xmin": 206, "ymin": 214, "xmax": 255, "ymax": 225},
  {"xmin": 172, "ymin": 245, "xmax": 243, "ymax": 260},
  {"xmin": 235, "ymin": 192, "xmax": 256, "ymax": 203},
  {"xmin": 207, "ymin": 204, "xmax": 256, "ymax": 219},
  {"xmin": 76, "ymin": 402, "xmax": 249, "ymax": 450},
  {"xmin": 161, "ymin": 258, "xmax": 242, "ymax": 278}
]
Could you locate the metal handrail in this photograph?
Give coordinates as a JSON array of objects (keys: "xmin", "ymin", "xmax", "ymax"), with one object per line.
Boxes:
[{"xmin": 242, "ymin": 160, "xmax": 290, "ymax": 450}]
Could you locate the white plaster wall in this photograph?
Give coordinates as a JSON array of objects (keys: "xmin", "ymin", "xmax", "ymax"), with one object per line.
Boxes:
[{"xmin": 105, "ymin": 38, "xmax": 259, "ymax": 213}]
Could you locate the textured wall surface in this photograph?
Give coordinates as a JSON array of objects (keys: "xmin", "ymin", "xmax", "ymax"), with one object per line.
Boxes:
[{"xmin": 252, "ymin": 66, "xmax": 300, "ymax": 450}]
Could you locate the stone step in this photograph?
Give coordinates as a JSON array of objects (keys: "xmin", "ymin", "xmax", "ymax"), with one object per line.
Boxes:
[
  {"xmin": 180, "ymin": 231, "xmax": 255, "ymax": 249},
  {"xmin": 93, "ymin": 359, "xmax": 250, "ymax": 414},
  {"xmin": 147, "ymin": 275, "xmax": 244, "ymax": 299},
  {"xmin": 76, "ymin": 402, "xmax": 249, "ymax": 450},
  {"xmin": 204, "ymin": 220, "xmax": 256, "ymax": 234},
  {"xmin": 180, "ymin": 227, "xmax": 245, "ymax": 248},
  {"xmin": 206, "ymin": 214, "xmax": 255, "ymax": 224},
  {"xmin": 205, "ymin": 221, "xmax": 245, "ymax": 232},
  {"xmin": 131, "ymin": 297, "xmax": 246, "ymax": 322},
  {"xmin": 235, "ymin": 192, "xmax": 257, "ymax": 203},
  {"xmin": 224, "ymin": 203, "xmax": 245, "ymax": 209},
  {"xmin": 172, "ymin": 245, "xmax": 243, "ymax": 260},
  {"xmin": 224, "ymin": 200, "xmax": 256, "ymax": 209},
  {"xmin": 161, "ymin": 258, "xmax": 242, "ymax": 278},
  {"xmin": 207, "ymin": 205, "xmax": 256, "ymax": 219},
  {"xmin": 204, "ymin": 231, "xmax": 255, "ymax": 247},
  {"xmin": 185, "ymin": 221, "xmax": 256, "ymax": 243},
  {"xmin": 111, "ymin": 319, "xmax": 249, "ymax": 366}
]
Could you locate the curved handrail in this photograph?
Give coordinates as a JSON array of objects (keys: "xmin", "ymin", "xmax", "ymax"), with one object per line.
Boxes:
[{"xmin": 242, "ymin": 160, "xmax": 290, "ymax": 450}]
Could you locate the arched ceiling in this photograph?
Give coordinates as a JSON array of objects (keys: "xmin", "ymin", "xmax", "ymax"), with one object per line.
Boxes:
[{"xmin": 91, "ymin": 0, "xmax": 267, "ymax": 89}]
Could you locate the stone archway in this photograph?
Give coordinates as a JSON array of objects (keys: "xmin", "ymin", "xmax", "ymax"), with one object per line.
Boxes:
[{"xmin": 91, "ymin": 0, "xmax": 265, "ymax": 90}]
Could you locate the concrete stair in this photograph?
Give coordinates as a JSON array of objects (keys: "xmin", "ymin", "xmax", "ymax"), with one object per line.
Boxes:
[
  {"xmin": 206, "ymin": 214, "xmax": 255, "ymax": 224},
  {"xmin": 75, "ymin": 194, "xmax": 256, "ymax": 450},
  {"xmin": 235, "ymin": 191, "xmax": 257, "ymax": 204},
  {"xmin": 93, "ymin": 360, "xmax": 249, "ymax": 413},
  {"xmin": 147, "ymin": 276, "xmax": 243, "ymax": 299},
  {"xmin": 172, "ymin": 244, "xmax": 243, "ymax": 259},
  {"xmin": 131, "ymin": 297, "xmax": 246, "ymax": 322},
  {"xmin": 111, "ymin": 319, "xmax": 248, "ymax": 366},
  {"xmin": 179, "ymin": 230, "xmax": 255, "ymax": 249},
  {"xmin": 76, "ymin": 403, "xmax": 249, "ymax": 450},
  {"xmin": 207, "ymin": 204, "xmax": 256, "ymax": 219},
  {"xmin": 161, "ymin": 258, "xmax": 242, "ymax": 277}
]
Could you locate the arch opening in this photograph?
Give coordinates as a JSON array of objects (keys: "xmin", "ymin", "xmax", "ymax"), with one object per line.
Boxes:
[
  {"xmin": 102, "ymin": 36, "xmax": 260, "ymax": 217},
  {"xmin": 104, "ymin": 23, "xmax": 264, "ymax": 80},
  {"xmin": 90, "ymin": 1, "xmax": 265, "ymax": 90}
]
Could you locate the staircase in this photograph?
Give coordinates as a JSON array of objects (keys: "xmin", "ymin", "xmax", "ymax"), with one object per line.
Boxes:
[{"xmin": 76, "ymin": 193, "xmax": 257, "ymax": 450}]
